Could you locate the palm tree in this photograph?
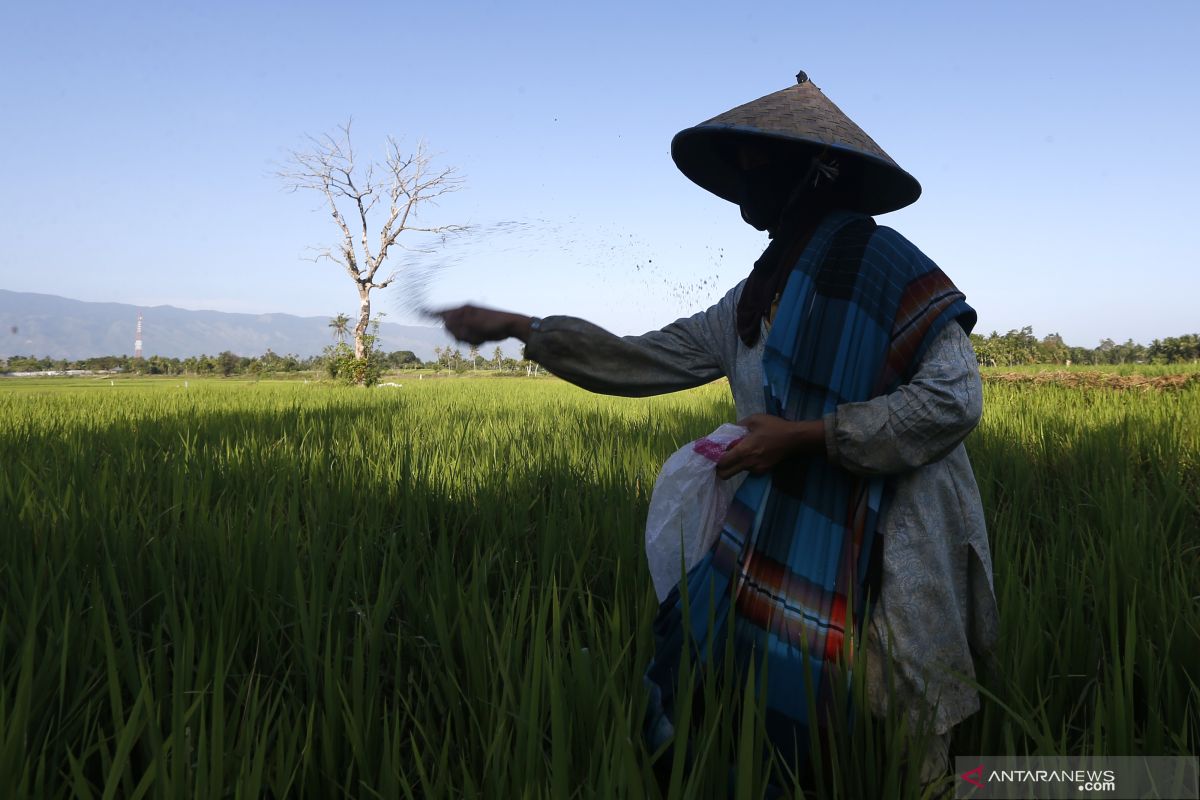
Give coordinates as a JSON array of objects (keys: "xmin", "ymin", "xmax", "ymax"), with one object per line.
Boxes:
[{"xmin": 328, "ymin": 313, "xmax": 350, "ymax": 342}]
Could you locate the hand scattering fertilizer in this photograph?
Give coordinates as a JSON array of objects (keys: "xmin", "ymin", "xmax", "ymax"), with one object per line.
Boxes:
[{"xmin": 644, "ymin": 423, "xmax": 747, "ymax": 601}]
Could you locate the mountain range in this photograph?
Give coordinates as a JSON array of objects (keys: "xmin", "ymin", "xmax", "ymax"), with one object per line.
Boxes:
[{"xmin": 0, "ymin": 290, "xmax": 470, "ymax": 361}]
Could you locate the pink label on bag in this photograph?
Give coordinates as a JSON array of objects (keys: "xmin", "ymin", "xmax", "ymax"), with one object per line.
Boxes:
[{"xmin": 692, "ymin": 436, "xmax": 743, "ymax": 463}]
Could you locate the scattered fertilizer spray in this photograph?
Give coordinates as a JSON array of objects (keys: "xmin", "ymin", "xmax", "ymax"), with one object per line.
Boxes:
[{"xmin": 394, "ymin": 216, "xmax": 735, "ymax": 327}]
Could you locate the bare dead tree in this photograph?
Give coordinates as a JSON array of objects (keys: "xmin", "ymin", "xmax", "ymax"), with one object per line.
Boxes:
[{"xmin": 278, "ymin": 121, "xmax": 466, "ymax": 375}]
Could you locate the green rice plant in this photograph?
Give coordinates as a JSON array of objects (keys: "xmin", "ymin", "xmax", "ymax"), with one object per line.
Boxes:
[
  {"xmin": 959, "ymin": 383, "xmax": 1199, "ymax": 758},
  {"xmin": 0, "ymin": 376, "xmax": 1195, "ymax": 797},
  {"xmin": 981, "ymin": 362, "xmax": 1200, "ymax": 377}
]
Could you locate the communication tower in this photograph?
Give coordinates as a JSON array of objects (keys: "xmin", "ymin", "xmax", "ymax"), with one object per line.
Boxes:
[{"xmin": 134, "ymin": 313, "xmax": 143, "ymax": 360}]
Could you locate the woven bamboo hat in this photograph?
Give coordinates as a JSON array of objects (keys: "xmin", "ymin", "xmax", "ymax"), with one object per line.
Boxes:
[{"xmin": 671, "ymin": 72, "xmax": 921, "ymax": 215}]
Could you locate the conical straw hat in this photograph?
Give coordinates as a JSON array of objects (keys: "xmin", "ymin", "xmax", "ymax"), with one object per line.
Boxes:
[{"xmin": 671, "ymin": 72, "xmax": 921, "ymax": 215}]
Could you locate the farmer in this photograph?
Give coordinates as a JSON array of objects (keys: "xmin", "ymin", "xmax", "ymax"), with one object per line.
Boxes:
[{"xmin": 440, "ymin": 73, "xmax": 998, "ymax": 785}]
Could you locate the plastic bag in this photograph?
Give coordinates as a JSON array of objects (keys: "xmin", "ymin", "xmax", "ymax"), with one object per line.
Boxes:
[{"xmin": 645, "ymin": 423, "xmax": 748, "ymax": 602}]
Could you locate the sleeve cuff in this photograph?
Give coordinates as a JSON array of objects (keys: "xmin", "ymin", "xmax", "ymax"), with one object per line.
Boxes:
[
  {"xmin": 822, "ymin": 410, "xmax": 841, "ymax": 466},
  {"xmin": 522, "ymin": 315, "xmax": 567, "ymax": 364}
]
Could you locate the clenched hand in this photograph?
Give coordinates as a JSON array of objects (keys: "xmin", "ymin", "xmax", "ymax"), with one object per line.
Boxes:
[
  {"xmin": 438, "ymin": 305, "xmax": 533, "ymax": 346},
  {"xmin": 715, "ymin": 414, "xmax": 826, "ymax": 480}
]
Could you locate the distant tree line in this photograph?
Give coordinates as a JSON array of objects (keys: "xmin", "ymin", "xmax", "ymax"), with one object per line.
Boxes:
[
  {"xmin": 8, "ymin": 329, "xmax": 1196, "ymax": 377},
  {"xmin": 430, "ymin": 345, "xmax": 542, "ymax": 376},
  {"xmin": 1, "ymin": 350, "xmax": 319, "ymax": 376},
  {"xmin": 970, "ymin": 329, "xmax": 1200, "ymax": 367},
  {"xmin": 0, "ymin": 346, "xmax": 544, "ymax": 377}
]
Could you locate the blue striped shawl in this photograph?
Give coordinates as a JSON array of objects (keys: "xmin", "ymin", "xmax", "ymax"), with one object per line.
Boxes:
[{"xmin": 644, "ymin": 209, "xmax": 976, "ymax": 761}]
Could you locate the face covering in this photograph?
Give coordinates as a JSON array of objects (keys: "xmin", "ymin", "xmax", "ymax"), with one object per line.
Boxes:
[
  {"xmin": 738, "ymin": 164, "xmax": 798, "ymax": 234},
  {"xmin": 734, "ymin": 155, "xmax": 841, "ymax": 346}
]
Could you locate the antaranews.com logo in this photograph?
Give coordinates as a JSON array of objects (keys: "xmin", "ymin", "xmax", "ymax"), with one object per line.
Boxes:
[
  {"xmin": 960, "ymin": 764, "xmax": 1116, "ymax": 793},
  {"xmin": 954, "ymin": 756, "xmax": 1198, "ymax": 799}
]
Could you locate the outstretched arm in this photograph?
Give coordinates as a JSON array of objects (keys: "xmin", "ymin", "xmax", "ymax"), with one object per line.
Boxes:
[{"xmin": 438, "ymin": 289, "xmax": 736, "ymax": 397}]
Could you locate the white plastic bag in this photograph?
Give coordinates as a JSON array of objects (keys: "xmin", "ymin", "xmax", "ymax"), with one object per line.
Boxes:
[{"xmin": 645, "ymin": 423, "xmax": 748, "ymax": 602}]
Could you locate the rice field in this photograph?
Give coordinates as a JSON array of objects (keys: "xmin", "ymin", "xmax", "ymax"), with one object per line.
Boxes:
[{"xmin": 1, "ymin": 375, "xmax": 1197, "ymax": 798}]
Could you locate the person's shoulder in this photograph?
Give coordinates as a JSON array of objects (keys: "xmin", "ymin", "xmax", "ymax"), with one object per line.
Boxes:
[
  {"xmin": 727, "ymin": 278, "xmax": 748, "ymax": 303},
  {"xmin": 701, "ymin": 280, "xmax": 746, "ymax": 313},
  {"xmin": 688, "ymin": 280, "xmax": 746, "ymax": 336},
  {"xmin": 865, "ymin": 221, "xmax": 936, "ymax": 271},
  {"xmin": 868, "ymin": 221, "xmax": 918, "ymax": 250}
]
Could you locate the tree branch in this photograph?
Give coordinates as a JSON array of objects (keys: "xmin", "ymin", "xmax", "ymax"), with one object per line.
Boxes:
[{"xmin": 278, "ymin": 123, "xmax": 467, "ymax": 343}]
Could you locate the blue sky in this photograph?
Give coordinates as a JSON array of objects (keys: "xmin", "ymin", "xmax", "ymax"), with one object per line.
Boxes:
[{"xmin": 1, "ymin": 0, "xmax": 1196, "ymax": 348}]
